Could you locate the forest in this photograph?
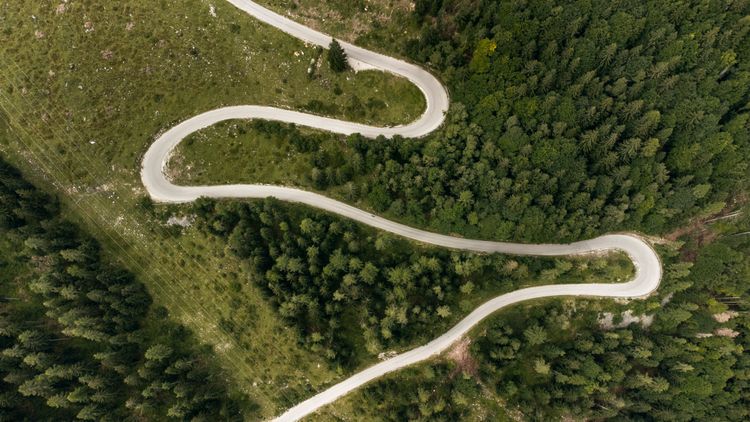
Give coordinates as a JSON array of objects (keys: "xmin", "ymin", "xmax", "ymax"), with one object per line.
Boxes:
[
  {"xmin": 0, "ymin": 159, "xmax": 245, "ymax": 420},
  {"xmin": 188, "ymin": 0, "xmax": 750, "ymax": 419},
  {"xmin": 336, "ymin": 226, "xmax": 750, "ymax": 421},
  {"xmin": 2, "ymin": 0, "xmax": 750, "ymax": 420},
  {"xmin": 192, "ymin": 197, "xmax": 629, "ymax": 367},
  {"xmin": 284, "ymin": 0, "xmax": 750, "ymax": 242},
  {"xmin": 472, "ymin": 238, "xmax": 750, "ymax": 420},
  {"xmin": 318, "ymin": 1, "xmax": 750, "ymax": 419}
]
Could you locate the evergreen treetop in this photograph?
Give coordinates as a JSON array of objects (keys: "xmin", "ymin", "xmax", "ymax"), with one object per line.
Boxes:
[{"xmin": 328, "ymin": 39, "xmax": 348, "ymax": 73}]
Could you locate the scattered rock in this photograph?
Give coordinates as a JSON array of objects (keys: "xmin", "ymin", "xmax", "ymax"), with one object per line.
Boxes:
[
  {"xmin": 214, "ymin": 341, "xmax": 232, "ymax": 352},
  {"xmin": 598, "ymin": 310, "xmax": 654, "ymax": 329},
  {"xmin": 101, "ymin": 49, "xmax": 114, "ymax": 60},
  {"xmin": 713, "ymin": 311, "xmax": 739, "ymax": 323},
  {"xmin": 715, "ymin": 327, "xmax": 739, "ymax": 338},
  {"xmin": 167, "ymin": 215, "xmax": 195, "ymax": 228},
  {"xmin": 377, "ymin": 350, "xmax": 397, "ymax": 360},
  {"xmin": 34, "ymin": 30, "xmax": 45, "ymax": 39}
]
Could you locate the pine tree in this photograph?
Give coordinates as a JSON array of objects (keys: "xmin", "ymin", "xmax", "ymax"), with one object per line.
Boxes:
[{"xmin": 327, "ymin": 39, "xmax": 348, "ymax": 73}]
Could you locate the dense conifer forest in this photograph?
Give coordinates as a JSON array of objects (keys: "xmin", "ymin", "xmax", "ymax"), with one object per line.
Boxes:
[
  {"xmin": 192, "ymin": 197, "xmax": 629, "ymax": 367},
  {"xmin": 300, "ymin": 0, "xmax": 750, "ymax": 242},
  {"xmin": 198, "ymin": 1, "xmax": 750, "ymax": 419},
  {"xmin": 318, "ymin": 1, "xmax": 750, "ymax": 419},
  {"xmin": 335, "ymin": 228, "xmax": 750, "ymax": 420},
  {"xmin": 0, "ymin": 159, "xmax": 245, "ymax": 420}
]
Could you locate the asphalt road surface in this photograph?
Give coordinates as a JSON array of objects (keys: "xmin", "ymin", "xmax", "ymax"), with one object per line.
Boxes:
[{"xmin": 140, "ymin": 1, "xmax": 663, "ymax": 420}]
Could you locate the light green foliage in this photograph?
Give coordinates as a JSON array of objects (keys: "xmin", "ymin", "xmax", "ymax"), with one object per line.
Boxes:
[
  {"xmin": 469, "ymin": 38, "xmax": 496, "ymax": 73},
  {"xmin": 194, "ymin": 198, "xmax": 633, "ymax": 368},
  {"xmin": 468, "ymin": 236, "xmax": 750, "ymax": 420}
]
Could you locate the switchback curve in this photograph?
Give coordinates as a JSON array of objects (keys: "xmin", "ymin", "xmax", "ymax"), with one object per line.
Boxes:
[{"xmin": 140, "ymin": 1, "xmax": 662, "ymax": 421}]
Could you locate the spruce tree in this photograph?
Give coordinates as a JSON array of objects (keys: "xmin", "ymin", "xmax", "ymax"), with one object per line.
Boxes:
[{"xmin": 327, "ymin": 39, "xmax": 348, "ymax": 72}]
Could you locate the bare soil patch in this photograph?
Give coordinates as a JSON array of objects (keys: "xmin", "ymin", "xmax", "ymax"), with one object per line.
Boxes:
[{"xmin": 446, "ymin": 337, "xmax": 478, "ymax": 377}]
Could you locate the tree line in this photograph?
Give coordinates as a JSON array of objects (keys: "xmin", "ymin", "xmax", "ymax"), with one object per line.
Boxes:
[
  {"xmin": 470, "ymin": 238, "xmax": 750, "ymax": 420},
  {"xmin": 0, "ymin": 158, "xmax": 246, "ymax": 420},
  {"xmin": 192, "ymin": 196, "xmax": 625, "ymax": 368},
  {"xmin": 334, "ymin": 2, "xmax": 750, "ymax": 418},
  {"xmin": 209, "ymin": 1, "xmax": 750, "ymax": 418},
  {"xmin": 286, "ymin": 0, "xmax": 750, "ymax": 243},
  {"xmin": 342, "ymin": 233, "xmax": 750, "ymax": 420}
]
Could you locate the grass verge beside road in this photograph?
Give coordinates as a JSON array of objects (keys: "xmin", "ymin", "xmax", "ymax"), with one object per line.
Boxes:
[{"xmin": 255, "ymin": 0, "xmax": 420, "ymax": 54}]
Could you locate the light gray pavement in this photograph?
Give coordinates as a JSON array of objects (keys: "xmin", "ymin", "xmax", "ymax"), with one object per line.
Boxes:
[{"xmin": 140, "ymin": 1, "xmax": 662, "ymax": 420}]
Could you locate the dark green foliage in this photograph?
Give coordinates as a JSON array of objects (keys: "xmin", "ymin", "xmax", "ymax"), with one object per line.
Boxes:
[
  {"xmin": 414, "ymin": 0, "xmax": 443, "ymax": 22},
  {"xmin": 328, "ymin": 39, "xmax": 349, "ymax": 73},
  {"xmin": 470, "ymin": 237, "xmax": 750, "ymax": 420},
  {"xmin": 250, "ymin": 120, "xmax": 324, "ymax": 153},
  {"xmin": 314, "ymin": 0, "xmax": 750, "ymax": 242},
  {"xmin": 362, "ymin": 233, "xmax": 750, "ymax": 421},
  {"xmin": 193, "ymin": 197, "xmax": 583, "ymax": 367},
  {"xmin": 208, "ymin": 2, "xmax": 750, "ymax": 418},
  {"xmin": 0, "ymin": 158, "xmax": 245, "ymax": 420},
  {"xmin": 354, "ymin": 364, "xmax": 495, "ymax": 420},
  {"xmin": 0, "ymin": 160, "xmax": 56, "ymax": 230}
]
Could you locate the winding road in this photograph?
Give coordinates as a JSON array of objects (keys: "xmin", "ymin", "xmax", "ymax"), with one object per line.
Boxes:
[{"xmin": 140, "ymin": 1, "xmax": 663, "ymax": 420}]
